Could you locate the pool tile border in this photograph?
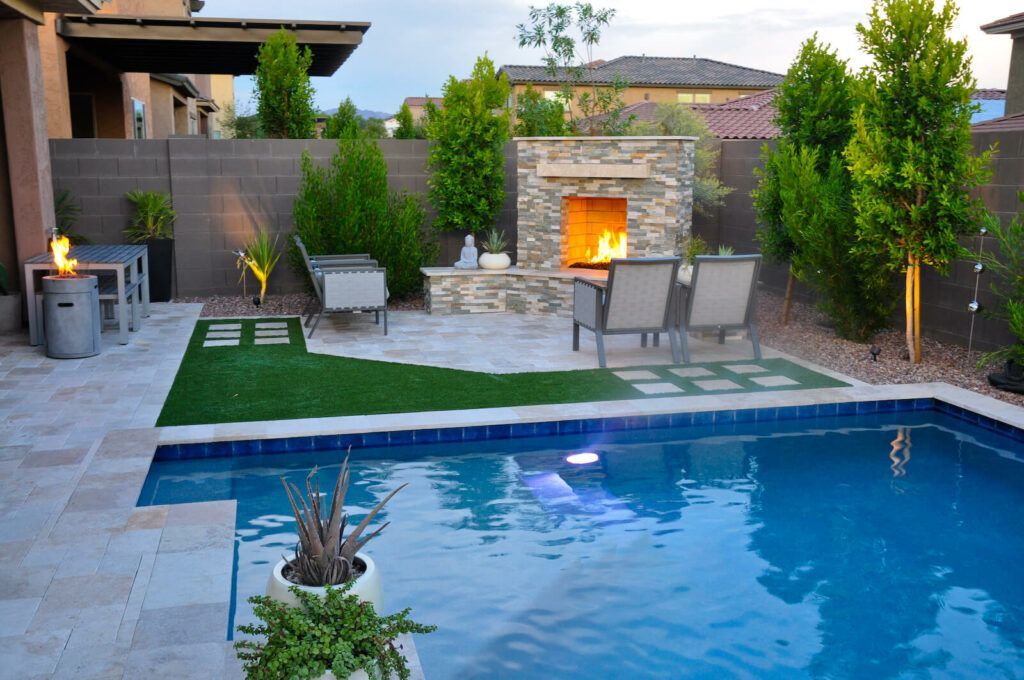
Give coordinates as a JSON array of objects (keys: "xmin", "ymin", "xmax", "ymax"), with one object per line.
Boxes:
[{"xmin": 154, "ymin": 396, "xmax": 1023, "ymax": 462}]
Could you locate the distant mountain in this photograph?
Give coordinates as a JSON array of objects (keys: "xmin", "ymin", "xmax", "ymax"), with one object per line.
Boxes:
[{"xmin": 321, "ymin": 106, "xmax": 393, "ymax": 120}]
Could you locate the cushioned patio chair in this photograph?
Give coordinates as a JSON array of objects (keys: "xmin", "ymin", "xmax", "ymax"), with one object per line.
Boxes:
[
  {"xmin": 572, "ymin": 257, "xmax": 682, "ymax": 368},
  {"xmin": 293, "ymin": 235, "xmax": 371, "ymax": 269},
  {"xmin": 677, "ymin": 254, "xmax": 762, "ymax": 363},
  {"xmin": 306, "ymin": 265, "xmax": 389, "ymax": 338}
]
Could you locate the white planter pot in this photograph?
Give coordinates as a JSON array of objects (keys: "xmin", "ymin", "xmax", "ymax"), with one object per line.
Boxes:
[
  {"xmin": 478, "ymin": 252, "xmax": 511, "ymax": 270},
  {"xmin": 320, "ymin": 670, "xmax": 369, "ymax": 680},
  {"xmin": 0, "ymin": 293, "xmax": 22, "ymax": 333},
  {"xmin": 266, "ymin": 552, "xmax": 382, "ymax": 611}
]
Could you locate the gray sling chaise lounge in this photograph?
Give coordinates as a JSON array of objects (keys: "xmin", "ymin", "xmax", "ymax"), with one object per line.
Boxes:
[
  {"xmin": 572, "ymin": 257, "xmax": 682, "ymax": 368},
  {"xmin": 676, "ymin": 254, "xmax": 762, "ymax": 363}
]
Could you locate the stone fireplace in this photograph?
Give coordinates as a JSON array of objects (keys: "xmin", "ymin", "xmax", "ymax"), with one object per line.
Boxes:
[{"xmin": 422, "ymin": 136, "xmax": 696, "ymax": 317}]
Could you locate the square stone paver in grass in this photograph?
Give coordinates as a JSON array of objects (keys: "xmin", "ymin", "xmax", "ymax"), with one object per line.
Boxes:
[
  {"xmin": 669, "ymin": 367, "xmax": 715, "ymax": 378},
  {"xmin": 202, "ymin": 339, "xmax": 239, "ymax": 348},
  {"xmin": 750, "ymin": 375, "xmax": 800, "ymax": 387},
  {"xmin": 207, "ymin": 323, "xmax": 241, "ymax": 331},
  {"xmin": 255, "ymin": 330, "xmax": 289, "ymax": 337},
  {"xmin": 692, "ymin": 378, "xmax": 743, "ymax": 391},
  {"xmin": 723, "ymin": 364, "xmax": 769, "ymax": 374},
  {"xmin": 612, "ymin": 370, "xmax": 660, "ymax": 381},
  {"xmin": 632, "ymin": 382, "xmax": 684, "ymax": 395},
  {"xmin": 254, "ymin": 337, "xmax": 290, "ymax": 346},
  {"xmin": 204, "ymin": 331, "xmax": 240, "ymax": 340},
  {"xmin": 255, "ymin": 322, "xmax": 289, "ymax": 329}
]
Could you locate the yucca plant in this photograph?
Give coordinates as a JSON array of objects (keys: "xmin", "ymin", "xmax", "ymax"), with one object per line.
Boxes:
[
  {"xmin": 124, "ymin": 190, "xmax": 175, "ymax": 242},
  {"xmin": 53, "ymin": 190, "xmax": 89, "ymax": 244},
  {"xmin": 481, "ymin": 228, "xmax": 508, "ymax": 254},
  {"xmin": 236, "ymin": 230, "xmax": 282, "ymax": 305},
  {"xmin": 717, "ymin": 244, "xmax": 735, "ymax": 256},
  {"xmin": 281, "ymin": 458, "xmax": 406, "ymax": 587}
]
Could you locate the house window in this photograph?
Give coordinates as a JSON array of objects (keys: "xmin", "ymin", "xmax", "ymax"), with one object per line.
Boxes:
[
  {"xmin": 643, "ymin": 92, "xmax": 650, "ymax": 101},
  {"xmin": 132, "ymin": 98, "xmax": 146, "ymax": 139},
  {"xmin": 677, "ymin": 93, "xmax": 694, "ymax": 103},
  {"xmin": 694, "ymin": 93, "xmax": 711, "ymax": 104},
  {"xmin": 543, "ymin": 90, "xmax": 561, "ymax": 101}
]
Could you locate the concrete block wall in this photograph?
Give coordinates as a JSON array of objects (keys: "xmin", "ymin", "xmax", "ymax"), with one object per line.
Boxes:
[{"xmin": 49, "ymin": 138, "xmax": 518, "ymax": 297}]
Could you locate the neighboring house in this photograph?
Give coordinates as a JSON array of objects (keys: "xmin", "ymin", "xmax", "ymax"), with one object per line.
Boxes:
[
  {"xmin": 588, "ymin": 87, "xmax": 1006, "ymax": 140},
  {"xmin": 982, "ymin": 12, "xmax": 1024, "ymax": 115},
  {"xmin": 403, "ymin": 96, "xmax": 442, "ymax": 124},
  {"xmin": 36, "ymin": 0, "xmax": 369, "ymax": 139},
  {"xmin": 499, "ymin": 55, "xmax": 784, "ymax": 119}
]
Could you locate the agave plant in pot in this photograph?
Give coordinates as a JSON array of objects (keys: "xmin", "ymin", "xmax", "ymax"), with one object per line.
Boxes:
[
  {"xmin": 478, "ymin": 228, "xmax": 511, "ymax": 270},
  {"xmin": 267, "ymin": 457, "xmax": 406, "ymax": 611},
  {"xmin": 124, "ymin": 190, "xmax": 176, "ymax": 302}
]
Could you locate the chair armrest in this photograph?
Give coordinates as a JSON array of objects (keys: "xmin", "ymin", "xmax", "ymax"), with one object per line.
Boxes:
[{"xmin": 573, "ymin": 279, "xmax": 603, "ymax": 330}]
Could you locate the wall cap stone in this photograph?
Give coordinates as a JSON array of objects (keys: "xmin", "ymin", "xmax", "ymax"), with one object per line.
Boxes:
[{"xmin": 514, "ymin": 136, "xmax": 697, "ymax": 141}]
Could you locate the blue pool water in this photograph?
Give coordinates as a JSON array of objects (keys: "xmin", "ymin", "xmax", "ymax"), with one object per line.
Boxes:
[{"xmin": 139, "ymin": 410, "xmax": 1024, "ymax": 678}]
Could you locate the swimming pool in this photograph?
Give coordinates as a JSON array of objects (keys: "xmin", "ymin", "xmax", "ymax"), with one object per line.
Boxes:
[{"xmin": 140, "ymin": 404, "xmax": 1024, "ymax": 678}]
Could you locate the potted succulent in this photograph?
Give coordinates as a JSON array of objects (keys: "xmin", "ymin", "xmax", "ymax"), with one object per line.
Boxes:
[
  {"xmin": 976, "ymin": 198, "xmax": 1024, "ymax": 394},
  {"xmin": 124, "ymin": 190, "xmax": 176, "ymax": 302},
  {"xmin": 679, "ymin": 234, "xmax": 708, "ymax": 280},
  {"xmin": 980, "ymin": 300, "xmax": 1024, "ymax": 394},
  {"xmin": 0, "ymin": 263, "xmax": 21, "ymax": 333},
  {"xmin": 478, "ymin": 228, "xmax": 511, "ymax": 270},
  {"xmin": 236, "ymin": 581, "xmax": 435, "ymax": 680},
  {"xmin": 267, "ymin": 457, "xmax": 406, "ymax": 611}
]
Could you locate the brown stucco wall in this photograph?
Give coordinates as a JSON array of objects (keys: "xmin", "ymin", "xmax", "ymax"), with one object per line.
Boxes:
[{"xmin": 510, "ymin": 83, "xmax": 765, "ymax": 120}]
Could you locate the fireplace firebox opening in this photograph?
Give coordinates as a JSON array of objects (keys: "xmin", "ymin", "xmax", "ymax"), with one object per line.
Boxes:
[{"xmin": 562, "ymin": 196, "xmax": 627, "ymax": 269}]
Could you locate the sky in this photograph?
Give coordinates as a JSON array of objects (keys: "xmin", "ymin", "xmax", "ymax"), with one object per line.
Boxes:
[{"xmin": 203, "ymin": 0, "xmax": 1020, "ymax": 116}]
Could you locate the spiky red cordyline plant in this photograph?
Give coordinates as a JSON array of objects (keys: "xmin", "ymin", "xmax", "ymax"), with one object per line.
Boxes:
[{"xmin": 281, "ymin": 456, "xmax": 406, "ymax": 587}]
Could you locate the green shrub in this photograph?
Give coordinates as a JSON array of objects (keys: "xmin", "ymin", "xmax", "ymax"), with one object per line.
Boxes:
[
  {"xmin": 394, "ymin": 103, "xmax": 423, "ymax": 140},
  {"xmin": 977, "ymin": 194, "xmax": 1024, "ymax": 367},
  {"xmin": 323, "ymin": 98, "xmax": 360, "ymax": 140},
  {"xmin": 291, "ymin": 138, "xmax": 432, "ymax": 297},
  {"xmin": 425, "ymin": 55, "xmax": 510, "ymax": 233},
  {"xmin": 774, "ymin": 143, "xmax": 892, "ymax": 341},
  {"xmin": 235, "ymin": 581, "xmax": 435, "ymax": 680},
  {"xmin": 513, "ymin": 86, "xmax": 568, "ymax": 137},
  {"xmin": 254, "ymin": 28, "xmax": 316, "ymax": 139}
]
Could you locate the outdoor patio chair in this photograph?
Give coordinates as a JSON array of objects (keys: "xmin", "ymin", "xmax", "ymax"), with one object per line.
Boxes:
[
  {"xmin": 306, "ymin": 265, "xmax": 389, "ymax": 338},
  {"xmin": 572, "ymin": 257, "xmax": 682, "ymax": 368},
  {"xmin": 293, "ymin": 235, "xmax": 370, "ymax": 269},
  {"xmin": 676, "ymin": 254, "xmax": 762, "ymax": 363}
]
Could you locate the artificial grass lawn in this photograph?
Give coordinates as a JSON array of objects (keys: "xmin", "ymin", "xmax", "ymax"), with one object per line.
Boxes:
[{"xmin": 156, "ymin": 317, "xmax": 849, "ymax": 427}]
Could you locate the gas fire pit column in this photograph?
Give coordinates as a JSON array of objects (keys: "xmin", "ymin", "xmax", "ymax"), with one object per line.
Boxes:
[{"xmin": 42, "ymin": 275, "xmax": 101, "ymax": 359}]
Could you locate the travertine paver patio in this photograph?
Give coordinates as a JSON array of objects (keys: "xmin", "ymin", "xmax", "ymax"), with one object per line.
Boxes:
[{"xmin": 6, "ymin": 303, "xmax": 1023, "ymax": 679}]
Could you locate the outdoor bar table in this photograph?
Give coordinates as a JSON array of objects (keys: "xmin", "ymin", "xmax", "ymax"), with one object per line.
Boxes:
[{"xmin": 24, "ymin": 244, "xmax": 150, "ymax": 346}]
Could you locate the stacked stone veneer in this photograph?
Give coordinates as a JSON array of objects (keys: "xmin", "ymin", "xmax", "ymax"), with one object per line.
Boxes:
[
  {"xmin": 422, "ymin": 269, "xmax": 598, "ymax": 318},
  {"xmin": 516, "ymin": 137, "xmax": 696, "ymax": 269}
]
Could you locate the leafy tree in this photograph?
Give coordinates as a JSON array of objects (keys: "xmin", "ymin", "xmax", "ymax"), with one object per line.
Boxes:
[
  {"xmin": 360, "ymin": 117, "xmax": 388, "ymax": 139},
  {"xmin": 513, "ymin": 86, "xmax": 568, "ymax": 136},
  {"xmin": 846, "ymin": 0, "xmax": 993, "ymax": 363},
  {"xmin": 221, "ymin": 102, "xmax": 262, "ymax": 139},
  {"xmin": 323, "ymin": 98, "xmax": 360, "ymax": 139},
  {"xmin": 515, "ymin": 3, "xmax": 632, "ymax": 135},
  {"xmin": 425, "ymin": 55, "xmax": 510, "ymax": 233},
  {"xmin": 253, "ymin": 28, "xmax": 316, "ymax": 139},
  {"xmin": 291, "ymin": 137, "xmax": 432, "ymax": 296},
  {"xmin": 394, "ymin": 103, "xmax": 419, "ymax": 139},
  {"xmin": 632, "ymin": 104, "xmax": 732, "ymax": 216},
  {"xmin": 752, "ymin": 35, "xmax": 875, "ymax": 330}
]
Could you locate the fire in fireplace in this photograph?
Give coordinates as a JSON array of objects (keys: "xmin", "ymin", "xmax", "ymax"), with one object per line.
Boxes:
[{"xmin": 562, "ymin": 196, "xmax": 627, "ymax": 269}]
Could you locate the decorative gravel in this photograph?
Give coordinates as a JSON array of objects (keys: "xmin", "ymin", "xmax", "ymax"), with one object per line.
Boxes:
[
  {"xmin": 175, "ymin": 292, "xmax": 427, "ymax": 318},
  {"xmin": 757, "ymin": 290, "xmax": 1024, "ymax": 408}
]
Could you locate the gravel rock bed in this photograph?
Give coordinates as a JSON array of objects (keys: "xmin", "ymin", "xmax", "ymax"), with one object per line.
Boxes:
[
  {"xmin": 174, "ymin": 292, "xmax": 426, "ymax": 318},
  {"xmin": 757, "ymin": 290, "xmax": 1024, "ymax": 409}
]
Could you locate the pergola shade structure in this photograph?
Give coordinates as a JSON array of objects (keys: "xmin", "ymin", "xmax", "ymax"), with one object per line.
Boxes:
[{"xmin": 57, "ymin": 14, "xmax": 370, "ymax": 76}]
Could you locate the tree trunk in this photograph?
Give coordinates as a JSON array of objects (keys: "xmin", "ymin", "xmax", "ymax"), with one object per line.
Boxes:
[
  {"xmin": 905, "ymin": 255, "xmax": 915, "ymax": 362},
  {"xmin": 913, "ymin": 255, "xmax": 922, "ymax": 364},
  {"xmin": 781, "ymin": 267, "xmax": 795, "ymax": 326}
]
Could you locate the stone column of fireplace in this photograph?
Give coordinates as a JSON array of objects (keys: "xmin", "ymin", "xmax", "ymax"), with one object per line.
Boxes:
[{"xmin": 515, "ymin": 136, "xmax": 696, "ymax": 270}]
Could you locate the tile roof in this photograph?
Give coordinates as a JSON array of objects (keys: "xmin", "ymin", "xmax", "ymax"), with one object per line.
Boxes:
[
  {"xmin": 981, "ymin": 12, "xmax": 1024, "ymax": 34},
  {"xmin": 972, "ymin": 110, "xmax": 1024, "ymax": 132},
  {"xmin": 973, "ymin": 88, "xmax": 1007, "ymax": 100},
  {"xmin": 499, "ymin": 56, "xmax": 784, "ymax": 89}
]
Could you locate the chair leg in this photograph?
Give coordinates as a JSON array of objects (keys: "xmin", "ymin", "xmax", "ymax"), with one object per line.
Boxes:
[
  {"xmin": 307, "ymin": 312, "xmax": 323, "ymax": 339},
  {"xmin": 375, "ymin": 310, "xmax": 380, "ymax": 325},
  {"xmin": 641, "ymin": 332, "xmax": 647, "ymax": 348},
  {"xmin": 595, "ymin": 331, "xmax": 607, "ymax": 368},
  {"xmin": 680, "ymin": 327, "xmax": 691, "ymax": 363},
  {"xmin": 383, "ymin": 308, "xmax": 388, "ymax": 336},
  {"xmin": 653, "ymin": 332, "xmax": 660, "ymax": 347},
  {"xmin": 718, "ymin": 327, "xmax": 726, "ymax": 345},
  {"xmin": 750, "ymin": 324, "xmax": 762, "ymax": 360},
  {"xmin": 668, "ymin": 327, "xmax": 681, "ymax": 363},
  {"xmin": 572, "ymin": 322, "xmax": 580, "ymax": 351}
]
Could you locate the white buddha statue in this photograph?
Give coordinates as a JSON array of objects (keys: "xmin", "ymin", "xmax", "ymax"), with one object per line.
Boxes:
[{"xmin": 454, "ymin": 233, "xmax": 479, "ymax": 269}]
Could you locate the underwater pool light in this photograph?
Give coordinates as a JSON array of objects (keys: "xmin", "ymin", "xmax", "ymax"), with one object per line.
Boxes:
[{"xmin": 566, "ymin": 452, "xmax": 600, "ymax": 465}]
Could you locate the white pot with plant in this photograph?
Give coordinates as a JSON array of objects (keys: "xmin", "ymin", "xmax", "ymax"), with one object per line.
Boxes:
[
  {"xmin": 237, "ymin": 579, "xmax": 435, "ymax": 680},
  {"xmin": 0, "ymin": 263, "xmax": 21, "ymax": 333},
  {"xmin": 266, "ymin": 457, "xmax": 405, "ymax": 612},
  {"xmin": 478, "ymin": 228, "xmax": 511, "ymax": 270}
]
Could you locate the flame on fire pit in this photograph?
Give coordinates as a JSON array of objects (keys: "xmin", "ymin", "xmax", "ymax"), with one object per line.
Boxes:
[
  {"xmin": 586, "ymin": 228, "xmax": 627, "ymax": 264},
  {"xmin": 51, "ymin": 235, "xmax": 78, "ymax": 277}
]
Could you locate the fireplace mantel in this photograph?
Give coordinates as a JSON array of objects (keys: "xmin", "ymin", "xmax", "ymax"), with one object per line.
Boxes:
[{"xmin": 537, "ymin": 162, "xmax": 650, "ymax": 179}]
